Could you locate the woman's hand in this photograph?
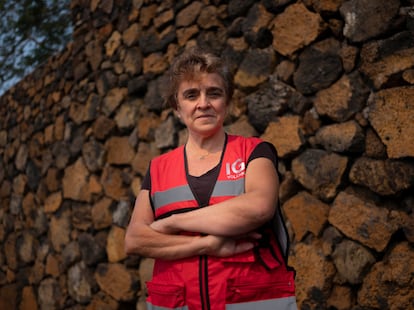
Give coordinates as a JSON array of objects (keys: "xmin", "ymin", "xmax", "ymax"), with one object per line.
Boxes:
[
  {"xmin": 205, "ymin": 232, "xmax": 261, "ymax": 257},
  {"xmin": 150, "ymin": 216, "xmax": 179, "ymax": 234}
]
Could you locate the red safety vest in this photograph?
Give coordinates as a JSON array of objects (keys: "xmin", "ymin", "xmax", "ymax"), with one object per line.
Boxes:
[{"xmin": 147, "ymin": 135, "xmax": 297, "ymax": 310}]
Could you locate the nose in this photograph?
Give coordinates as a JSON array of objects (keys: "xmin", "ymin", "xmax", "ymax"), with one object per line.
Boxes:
[{"xmin": 197, "ymin": 92, "xmax": 210, "ymax": 109}]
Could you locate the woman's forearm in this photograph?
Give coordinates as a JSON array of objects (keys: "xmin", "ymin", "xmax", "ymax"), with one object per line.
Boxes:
[
  {"xmin": 125, "ymin": 223, "xmax": 211, "ymax": 260},
  {"xmin": 125, "ymin": 223, "xmax": 257, "ymax": 260}
]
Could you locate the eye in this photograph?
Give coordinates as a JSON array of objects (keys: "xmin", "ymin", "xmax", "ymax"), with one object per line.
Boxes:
[
  {"xmin": 207, "ymin": 88, "xmax": 224, "ymax": 99},
  {"xmin": 182, "ymin": 90, "xmax": 199, "ymax": 100}
]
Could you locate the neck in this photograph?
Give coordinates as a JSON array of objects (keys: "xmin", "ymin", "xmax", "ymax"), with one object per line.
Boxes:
[{"xmin": 186, "ymin": 130, "xmax": 226, "ymax": 160}]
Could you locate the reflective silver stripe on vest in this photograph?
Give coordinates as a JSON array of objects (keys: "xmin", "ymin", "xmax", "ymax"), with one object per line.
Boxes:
[
  {"xmin": 152, "ymin": 185, "xmax": 195, "ymax": 209},
  {"xmin": 211, "ymin": 179, "xmax": 245, "ymax": 197},
  {"xmin": 226, "ymin": 296, "xmax": 297, "ymax": 310},
  {"xmin": 147, "ymin": 296, "xmax": 297, "ymax": 310},
  {"xmin": 146, "ymin": 302, "xmax": 189, "ymax": 310},
  {"xmin": 274, "ymin": 207, "xmax": 289, "ymax": 257},
  {"xmin": 152, "ymin": 179, "xmax": 245, "ymax": 210}
]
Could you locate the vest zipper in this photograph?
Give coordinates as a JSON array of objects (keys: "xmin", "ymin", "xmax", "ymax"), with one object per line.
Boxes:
[{"xmin": 199, "ymin": 255, "xmax": 210, "ymax": 310}]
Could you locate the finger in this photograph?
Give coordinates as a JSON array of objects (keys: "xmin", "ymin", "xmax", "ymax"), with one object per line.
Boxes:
[
  {"xmin": 247, "ymin": 231, "xmax": 262, "ymax": 239},
  {"xmin": 149, "ymin": 221, "xmax": 160, "ymax": 230},
  {"xmin": 234, "ymin": 231, "xmax": 262, "ymax": 240},
  {"xmin": 150, "ymin": 220, "xmax": 168, "ymax": 233},
  {"xmin": 234, "ymin": 241, "xmax": 254, "ymax": 254}
]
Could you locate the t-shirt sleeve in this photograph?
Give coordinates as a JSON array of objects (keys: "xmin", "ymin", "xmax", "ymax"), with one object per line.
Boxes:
[
  {"xmin": 141, "ymin": 166, "xmax": 151, "ymax": 190},
  {"xmin": 248, "ymin": 141, "xmax": 278, "ymax": 170}
]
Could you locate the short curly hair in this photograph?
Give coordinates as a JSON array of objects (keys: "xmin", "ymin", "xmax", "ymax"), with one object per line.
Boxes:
[{"xmin": 163, "ymin": 46, "xmax": 234, "ymax": 109}]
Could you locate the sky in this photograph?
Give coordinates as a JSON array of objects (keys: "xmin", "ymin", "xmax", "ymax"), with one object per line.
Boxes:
[{"xmin": 0, "ymin": 0, "xmax": 72, "ymax": 97}]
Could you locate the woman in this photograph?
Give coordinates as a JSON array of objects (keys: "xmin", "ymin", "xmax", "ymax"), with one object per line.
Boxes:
[{"xmin": 124, "ymin": 46, "xmax": 297, "ymax": 310}]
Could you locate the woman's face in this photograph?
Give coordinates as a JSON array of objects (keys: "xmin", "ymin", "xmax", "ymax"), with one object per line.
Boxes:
[{"xmin": 176, "ymin": 72, "xmax": 228, "ymax": 137}]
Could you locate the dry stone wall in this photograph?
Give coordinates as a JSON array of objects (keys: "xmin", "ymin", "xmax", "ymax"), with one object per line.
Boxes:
[{"xmin": 1, "ymin": 0, "xmax": 414, "ymax": 309}]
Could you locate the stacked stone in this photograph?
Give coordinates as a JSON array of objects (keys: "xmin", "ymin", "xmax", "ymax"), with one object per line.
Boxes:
[{"xmin": 0, "ymin": 0, "xmax": 413, "ymax": 309}]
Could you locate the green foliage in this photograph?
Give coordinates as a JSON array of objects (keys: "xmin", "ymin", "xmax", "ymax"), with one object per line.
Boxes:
[{"xmin": 0, "ymin": 0, "xmax": 72, "ymax": 95}]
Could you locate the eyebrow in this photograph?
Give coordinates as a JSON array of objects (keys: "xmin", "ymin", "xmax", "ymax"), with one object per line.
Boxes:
[
  {"xmin": 182, "ymin": 86, "xmax": 224, "ymax": 95},
  {"xmin": 206, "ymin": 87, "xmax": 224, "ymax": 93},
  {"xmin": 182, "ymin": 88, "xmax": 199, "ymax": 97}
]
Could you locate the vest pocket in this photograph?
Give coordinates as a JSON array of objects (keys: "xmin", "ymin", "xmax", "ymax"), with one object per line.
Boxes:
[
  {"xmin": 226, "ymin": 271, "xmax": 295, "ymax": 304},
  {"xmin": 146, "ymin": 280, "xmax": 187, "ymax": 309}
]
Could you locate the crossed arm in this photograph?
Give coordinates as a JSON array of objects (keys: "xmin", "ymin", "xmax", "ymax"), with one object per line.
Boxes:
[{"xmin": 124, "ymin": 157, "xmax": 279, "ymax": 260}]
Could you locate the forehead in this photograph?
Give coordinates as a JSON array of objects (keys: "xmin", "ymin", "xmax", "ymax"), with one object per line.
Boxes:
[{"xmin": 178, "ymin": 72, "xmax": 224, "ymax": 92}]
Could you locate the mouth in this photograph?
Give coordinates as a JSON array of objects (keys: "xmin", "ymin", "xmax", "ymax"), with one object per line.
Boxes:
[
  {"xmin": 196, "ymin": 113, "xmax": 215, "ymax": 118},
  {"xmin": 196, "ymin": 115, "xmax": 214, "ymax": 120}
]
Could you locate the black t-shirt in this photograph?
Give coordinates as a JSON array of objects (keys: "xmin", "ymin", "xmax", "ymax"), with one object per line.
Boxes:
[{"xmin": 141, "ymin": 141, "xmax": 278, "ymax": 207}]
